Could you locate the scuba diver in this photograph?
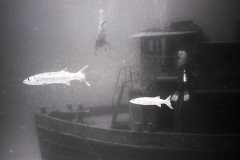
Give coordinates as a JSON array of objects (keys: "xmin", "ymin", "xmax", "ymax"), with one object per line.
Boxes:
[
  {"xmin": 95, "ymin": 21, "xmax": 111, "ymax": 55},
  {"xmin": 171, "ymin": 51, "xmax": 193, "ymax": 102}
]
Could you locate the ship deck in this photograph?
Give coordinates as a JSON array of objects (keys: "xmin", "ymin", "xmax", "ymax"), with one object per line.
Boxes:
[
  {"xmin": 47, "ymin": 102, "xmax": 240, "ymax": 134},
  {"xmin": 35, "ymin": 106, "xmax": 240, "ymax": 160},
  {"xmin": 84, "ymin": 112, "xmax": 129, "ymax": 129}
]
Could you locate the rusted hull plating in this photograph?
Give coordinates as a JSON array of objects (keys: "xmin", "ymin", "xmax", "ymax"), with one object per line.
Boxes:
[{"xmin": 35, "ymin": 113, "xmax": 240, "ymax": 160}]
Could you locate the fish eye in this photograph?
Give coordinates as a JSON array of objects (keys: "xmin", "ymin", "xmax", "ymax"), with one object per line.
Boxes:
[{"xmin": 28, "ymin": 78, "xmax": 30, "ymax": 81}]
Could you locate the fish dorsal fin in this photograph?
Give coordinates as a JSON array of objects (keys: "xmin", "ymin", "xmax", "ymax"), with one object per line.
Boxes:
[
  {"xmin": 78, "ymin": 65, "xmax": 89, "ymax": 75},
  {"xmin": 61, "ymin": 68, "xmax": 68, "ymax": 72},
  {"xmin": 155, "ymin": 96, "xmax": 160, "ymax": 99}
]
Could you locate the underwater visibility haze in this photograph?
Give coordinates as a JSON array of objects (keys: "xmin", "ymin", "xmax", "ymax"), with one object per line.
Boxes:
[{"xmin": 1, "ymin": 0, "xmax": 240, "ymax": 159}]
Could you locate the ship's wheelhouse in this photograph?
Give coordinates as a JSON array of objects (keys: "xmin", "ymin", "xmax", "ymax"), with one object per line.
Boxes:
[
  {"xmin": 130, "ymin": 27, "xmax": 203, "ymax": 94},
  {"xmin": 139, "ymin": 31, "xmax": 201, "ymax": 71}
]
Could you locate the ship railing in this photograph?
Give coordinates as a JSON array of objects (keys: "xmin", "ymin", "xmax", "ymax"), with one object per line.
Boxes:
[
  {"xmin": 111, "ymin": 65, "xmax": 141, "ymax": 107},
  {"xmin": 112, "ymin": 57, "xmax": 178, "ymax": 108},
  {"xmin": 111, "ymin": 60, "xmax": 178, "ymax": 126},
  {"xmin": 111, "ymin": 65, "xmax": 142, "ymax": 126}
]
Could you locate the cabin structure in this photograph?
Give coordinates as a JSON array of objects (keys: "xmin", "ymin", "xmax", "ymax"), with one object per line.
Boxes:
[
  {"xmin": 129, "ymin": 20, "xmax": 208, "ymax": 94},
  {"xmin": 112, "ymin": 20, "xmax": 240, "ymax": 132}
]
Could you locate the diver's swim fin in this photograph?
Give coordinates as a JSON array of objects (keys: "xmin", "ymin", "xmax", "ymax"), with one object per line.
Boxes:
[
  {"xmin": 184, "ymin": 91, "xmax": 189, "ymax": 101},
  {"xmin": 101, "ymin": 20, "xmax": 107, "ymax": 27},
  {"xmin": 171, "ymin": 91, "xmax": 179, "ymax": 101}
]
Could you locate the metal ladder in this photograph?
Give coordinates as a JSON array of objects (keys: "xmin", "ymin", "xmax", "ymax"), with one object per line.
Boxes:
[{"xmin": 111, "ymin": 65, "xmax": 158, "ymax": 126}]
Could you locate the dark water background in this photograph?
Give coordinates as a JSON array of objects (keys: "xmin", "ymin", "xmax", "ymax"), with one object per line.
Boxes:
[{"xmin": 1, "ymin": 0, "xmax": 240, "ymax": 159}]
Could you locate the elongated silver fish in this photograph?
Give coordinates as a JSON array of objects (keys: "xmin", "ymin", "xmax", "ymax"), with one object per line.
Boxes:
[
  {"xmin": 23, "ymin": 65, "xmax": 91, "ymax": 86},
  {"xmin": 130, "ymin": 95, "xmax": 173, "ymax": 109}
]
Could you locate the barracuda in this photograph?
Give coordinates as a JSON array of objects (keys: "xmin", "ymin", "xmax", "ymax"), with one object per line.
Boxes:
[
  {"xmin": 130, "ymin": 95, "xmax": 173, "ymax": 109},
  {"xmin": 23, "ymin": 65, "xmax": 91, "ymax": 86}
]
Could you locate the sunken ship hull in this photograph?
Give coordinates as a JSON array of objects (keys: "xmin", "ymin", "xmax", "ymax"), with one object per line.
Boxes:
[{"xmin": 35, "ymin": 104, "xmax": 240, "ymax": 160}]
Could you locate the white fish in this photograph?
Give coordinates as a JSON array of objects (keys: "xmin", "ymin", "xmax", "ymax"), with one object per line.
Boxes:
[
  {"xmin": 23, "ymin": 65, "xmax": 91, "ymax": 86},
  {"xmin": 130, "ymin": 95, "xmax": 173, "ymax": 109}
]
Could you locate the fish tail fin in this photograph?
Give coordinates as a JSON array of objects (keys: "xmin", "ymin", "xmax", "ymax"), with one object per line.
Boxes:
[
  {"xmin": 77, "ymin": 65, "xmax": 91, "ymax": 86},
  {"xmin": 82, "ymin": 78, "xmax": 91, "ymax": 86},
  {"xmin": 165, "ymin": 95, "xmax": 173, "ymax": 109}
]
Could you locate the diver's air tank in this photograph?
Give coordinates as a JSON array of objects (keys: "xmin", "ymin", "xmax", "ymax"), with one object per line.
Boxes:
[{"xmin": 183, "ymin": 69, "xmax": 187, "ymax": 82}]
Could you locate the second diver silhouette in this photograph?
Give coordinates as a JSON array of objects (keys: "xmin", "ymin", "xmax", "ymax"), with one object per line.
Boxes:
[
  {"xmin": 95, "ymin": 21, "xmax": 111, "ymax": 55},
  {"xmin": 171, "ymin": 51, "xmax": 193, "ymax": 102}
]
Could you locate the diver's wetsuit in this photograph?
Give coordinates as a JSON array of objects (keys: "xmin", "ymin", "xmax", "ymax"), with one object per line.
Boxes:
[{"xmin": 95, "ymin": 21, "xmax": 111, "ymax": 55}]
